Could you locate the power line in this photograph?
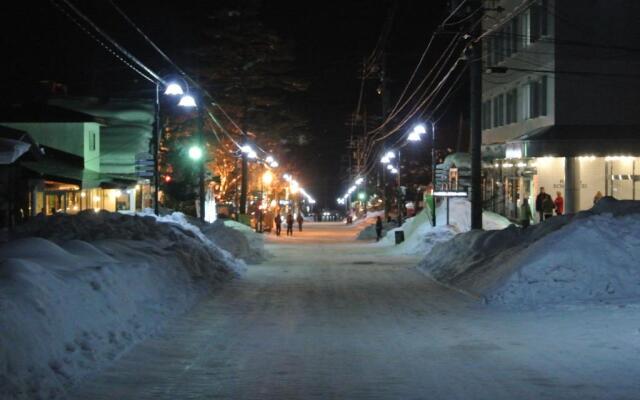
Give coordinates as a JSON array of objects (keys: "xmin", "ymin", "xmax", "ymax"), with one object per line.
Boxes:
[
  {"xmin": 49, "ymin": 0, "xmax": 157, "ymax": 85},
  {"xmin": 56, "ymin": 0, "xmax": 163, "ymax": 84}
]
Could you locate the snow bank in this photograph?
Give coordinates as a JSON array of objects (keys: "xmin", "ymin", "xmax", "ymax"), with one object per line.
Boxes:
[
  {"xmin": 142, "ymin": 211, "xmax": 265, "ymax": 264},
  {"xmin": 419, "ymin": 198, "xmax": 640, "ymax": 308},
  {"xmin": 201, "ymin": 220, "xmax": 267, "ymax": 264},
  {"xmin": 1, "ymin": 211, "xmax": 242, "ymax": 399},
  {"xmin": 377, "ymin": 199, "xmax": 511, "ymax": 255}
]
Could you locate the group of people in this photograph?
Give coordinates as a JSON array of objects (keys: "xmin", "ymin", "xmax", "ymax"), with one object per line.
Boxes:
[
  {"xmin": 521, "ymin": 187, "xmax": 606, "ymax": 227},
  {"xmin": 520, "ymin": 187, "xmax": 564, "ymax": 227},
  {"xmin": 273, "ymin": 213, "xmax": 304, "ymax": 236}
]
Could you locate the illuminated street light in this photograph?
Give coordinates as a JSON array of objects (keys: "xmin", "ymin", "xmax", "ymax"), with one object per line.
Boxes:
[
  {"xmin": 412, "ymin": 123, "xmax": 427, "ymax": 135},
  {"xmin": 248, "ymin": 150, "xmax": 258, "ymax": 159},
  {"xmin": 385, "ymin": 151, "xmax": 396, "ymax": 160},
  {"xmin": 358, "ymin": 192, "xmax": 366, "ymax": 200},
  {"xmin": 265, "ymin": 156, "xmax": 275, "ymax": 163},
  {"xmin": 290, "ymin": 180, "xmax": 300, "ymax": 194},
  {"xmin": 262, "ymin": 170, "xmax": 274, "ymax": 185},
  {"xmin": 355, "ymin": 177, "xmax": 364, "ymax": 185},
  {"xmin": 241, "ymin": 145, "xmax": 253, "ymax": 154},
  {"xmin": 178, "ymin": 94, "xmax": 197, "ymax": 108},
  {"xmin": 188, "ymin": 145, "xmax": 203, "ymax": 161},
  {"xmin": 270, "ymin": 161, "xmax": 279, "ymax": 168},
  {"xmin": 408, "ymin": 131, "xmax": 422, "ymax": 142},
  {"xmin": 164, "ymin": 82, "xmax": 184, "ymax": 96},
  {"xmin": 387, "ymin": 164, "xmax": 394, "ymax": 170},
  {"xmin": 381, "ymin": 155, "xmax": 390, "ymax": 164}
]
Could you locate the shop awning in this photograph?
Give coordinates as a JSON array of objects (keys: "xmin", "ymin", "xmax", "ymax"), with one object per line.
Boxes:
[
  {"xmin": 506, "ymin": 125, "xmax": 640, "ymax": 158},
  {"xmin": 21, "ymin": 159, "xmax": 137, "ymax": 189}
]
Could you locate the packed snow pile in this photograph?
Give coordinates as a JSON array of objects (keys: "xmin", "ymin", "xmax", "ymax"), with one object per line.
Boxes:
[
  {"xmin": 201, "ymin": 219, "xmax": 267, "ymax": 264},
  {"xmin": 419, "ymin": 198, "xmax": 640, "ymax": 307},
  {"xmin": 377, "ymin": 199, "xmax": 511, "ymax": 255},
  {"xmin": 1, "ymin": 211, "xmax": 243, "ymax": 400}
]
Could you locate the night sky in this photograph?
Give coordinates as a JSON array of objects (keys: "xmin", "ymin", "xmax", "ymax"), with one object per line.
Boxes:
[{"xmin": 3, "ymin": 0, "xmax": 465, "ymax": 207}]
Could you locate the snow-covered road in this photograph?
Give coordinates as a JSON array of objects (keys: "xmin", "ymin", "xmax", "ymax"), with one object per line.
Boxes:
[{"xmin": 69, "ymin": 222, "xmax": 640, "ymax": 400}]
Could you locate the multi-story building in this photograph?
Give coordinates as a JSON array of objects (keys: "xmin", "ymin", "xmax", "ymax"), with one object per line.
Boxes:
[
  {"xmin": 481, "ymin": 0, "xmax": 640, "ymax": 221},
  {"xmin": 1, "ymin": 104, "xmax": 139, "ymax": 217}
]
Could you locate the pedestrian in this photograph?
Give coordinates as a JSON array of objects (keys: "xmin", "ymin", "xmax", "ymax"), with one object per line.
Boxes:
[
  {"xmin": 520, "ymin": 196, "xmax": 533, "ymax": 228},
  {"xmin": 274, "ymin": 214, "xmax": 282, "ymax": 236},
  {"xmin": 375, "ymin": 216, "xmax": 383, "ymax": 241},
  {"xmin": 286, "ymin": 212, "xmax": 294, "ymax": 236},
  {"xmin": 593, "ymin": 190, "xmax": 603, "ymax": 205},
  {"xmin": 542, "ymin": 192, "xmax": 555, "ymax": 220},
  {"xmin": 535, "ymin": 187, "xmax": 552, "ymax": 222},
  {"xmin": 297, "ymin": 213, "xmax": 304, "ymax": 232},
  {"xmin": 554, "ymin": 191, "xmax": 564, "ymax": 215}
]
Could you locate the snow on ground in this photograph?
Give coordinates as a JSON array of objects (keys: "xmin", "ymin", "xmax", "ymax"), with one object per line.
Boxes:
[
  {"xmin": 0, "ymin": 211, "xmax": 244, "ymax": 400},
  {"xmin": 370, "ymin": 198, "xmax": 511, "ymax": 255},
  {"xmin": 202, "ymin": 219, "xmax": 267, "ymax": 264},
  {"xmin": 419, "ymin": 197, "xmax": 640, "ymax": 308}
]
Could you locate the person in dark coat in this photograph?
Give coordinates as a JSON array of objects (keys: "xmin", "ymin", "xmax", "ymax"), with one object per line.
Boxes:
[
  {"xmin": 286, "ymin": 213, "xmax": 294, "ymax": 236},
  {"xmin": 542, "ymin": 193, "xmax": 555, "ymax": 220},
  {"xmin": 297, "ymin": 213, "xmax": 304, "ymax": 232},
  {"xmin": 375, "ymin": 216, "xmax": 383, "ymax": 241},
  {"xmin": 535, "ymin": 187, "xmax": 552, "ymax": 222},
  {"xmin": 274, "ymin": 214, "xmax": 282, "ymax": 236}
]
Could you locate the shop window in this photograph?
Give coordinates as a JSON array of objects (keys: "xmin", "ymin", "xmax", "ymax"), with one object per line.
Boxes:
[
  {"xmin": 482, "ymin": 100, "xmax": 492, "ymax": 130},
  {"xmin": 520, "ymin": 84, "xmax": 531, "ymax": 120},
  {"xmin": 511, "ymin": 19, "xmax": 520, "ymax": 53},
  {"xmin": 529, "ymin": 76, "xmax": 548, "ymax": 118},
  {"xmin": 89, "ymin": 132, "xmax": 96, "ymax": 151},
  {"xmin": 506, "ymin": 88, "xmax": 518, "ymax": 124}
]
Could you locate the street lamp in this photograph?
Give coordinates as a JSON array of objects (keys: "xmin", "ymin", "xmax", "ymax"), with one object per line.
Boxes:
[
  {"xmin": 178, "ymin": 94, "xmax": 197, "ymax": 108},
  {"xmin": 188, "ymin": 145, "xmax": 203, "ymax": 161},
  {"xmin": 152, "ymin": 79, "xmax": 199, "ymax": 216},
  {"xmin": 262, "ymin": 170, "xmax": 274, "ymax": 186},
  {"xmin": 258, "ymin": 170, "xmax": 274, "ymax": 233}
]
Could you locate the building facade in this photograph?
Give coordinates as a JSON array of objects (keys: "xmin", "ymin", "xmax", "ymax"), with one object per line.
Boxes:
[
  {"xmin": 1, "ymin": 105, "xmax": 139, "ymax": 218},
  {"xmin": 481, "ymin": 0, "xmax": 640, "ymax": 221}
]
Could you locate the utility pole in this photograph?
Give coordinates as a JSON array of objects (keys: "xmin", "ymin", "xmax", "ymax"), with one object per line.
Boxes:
[
  {"xmin": 239, "ymin": 100, "xmax": 249, "ymax": 217},
  {"xmin": 468, "ymin": 1, "xmax": 483, "ymax": 230},
  {"xmin": 198, "ymin": 107, "xmax": 206, "ymax": 221}
]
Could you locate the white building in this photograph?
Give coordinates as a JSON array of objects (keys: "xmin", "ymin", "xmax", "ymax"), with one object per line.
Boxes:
[{"xmin": 480, "ymin": 0, "xmax": 640, "ymax": 221}]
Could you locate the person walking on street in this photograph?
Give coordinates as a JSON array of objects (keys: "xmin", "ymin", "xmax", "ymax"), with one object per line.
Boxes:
[
  {"xmin": 594, "ymin": 191, "xmax": 603, "ymax": 205},
  {"xmin": 375, "ymin": 216, "xmax": 383, "ymax": 241},
  {"xmin": 296, "ymin": 213, "xmax": 304, "ymax": 232},
  {"xmin": 535, "ymin": 187, "xmax": 552, "ymax": 222},
  {"xmin": 542, "ymin": 192, "xmax": 555, "ymax": 220},
  {"xmin": 520, "ymin": 196, "xmax": 533, "ymax": 228},
  {"xmin": 286, "ymin": 212, "xmax": 294, "ymax": 236},
  {"xmin": 554, "ymin": 191, "xmax": 564, "ymax": 215},
  {"xmin": 274, "ymin": 214, "xmax": 282, "ymax": 236}
]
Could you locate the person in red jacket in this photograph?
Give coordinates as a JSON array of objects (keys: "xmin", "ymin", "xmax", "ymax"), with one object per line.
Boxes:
[{"xmin": 554, "ymin": 191, "xmax": 564, "ymax": 215}]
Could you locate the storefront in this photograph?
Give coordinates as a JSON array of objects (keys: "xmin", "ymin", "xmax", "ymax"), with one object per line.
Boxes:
[
  {"xmin": 23, "ymin": 158, "xmax": 139, "ymax": 216},
  {"xmin": 482, "ymin": 125, "xmax": 640, "ymax": 222}
]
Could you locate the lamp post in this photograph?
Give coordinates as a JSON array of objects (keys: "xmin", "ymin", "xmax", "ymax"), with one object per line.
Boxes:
[
  {"xmin": 259, "ymin": 170, "xmax": 273, "ymax": 233},
  {"xmin": 407, "ymin": 122, "xmax": 436, "ymax": 226},
  {"xmin": 153, "ymin": 79, "xmax": 197, "ymax": 215}
]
